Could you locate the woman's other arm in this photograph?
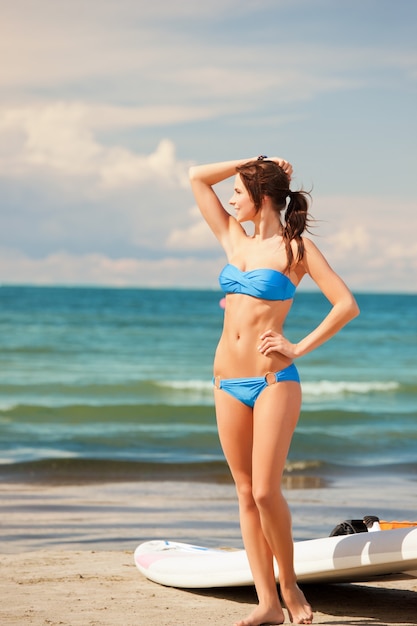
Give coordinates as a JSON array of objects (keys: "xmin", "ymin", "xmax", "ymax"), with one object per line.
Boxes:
[
  {"xmin": 293, "ymin": 238, "xmax": 360, "ymax": 356},
  {"xmin": 258, "ymin": 237, "xmax": 359, "ymax": 359}
]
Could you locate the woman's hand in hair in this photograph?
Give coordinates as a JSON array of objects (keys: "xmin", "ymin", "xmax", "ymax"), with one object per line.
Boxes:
[{"xmin": 268, "ymin": 158, "xmax": 293, "ymax": 181}]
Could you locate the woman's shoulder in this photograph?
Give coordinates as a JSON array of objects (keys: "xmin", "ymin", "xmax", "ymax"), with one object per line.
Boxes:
[
  {"xmin": 301, "ymin": 236, "xmax": 323, "ymax": 256},
  {"xmin": 299, "ymin": 236, "xmax": 333, "ymax": 276},
  {"xmin": 287, "ymin": 235, "xmax": 319, "ymax": 261},
  {"xmin": 301, "ymin": 235, "xmax": 315, "ymax": 246}
]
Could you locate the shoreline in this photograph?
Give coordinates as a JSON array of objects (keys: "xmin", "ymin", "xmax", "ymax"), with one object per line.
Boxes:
[
  {"xmin": 2, "ymin": 473, "xmax": 416, "ymax": 553},
  {"xmin": 0, "ymin": 457, "xmax": 331, "ymax": 489}
]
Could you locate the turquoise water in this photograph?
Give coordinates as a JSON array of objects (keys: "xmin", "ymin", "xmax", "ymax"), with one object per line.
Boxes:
[{"xmin": 0, "ymin": 286, "xmax": 416, "ymax": 482}]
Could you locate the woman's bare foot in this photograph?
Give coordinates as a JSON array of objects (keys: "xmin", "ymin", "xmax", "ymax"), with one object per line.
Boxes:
[
  {"xmin": 234, "ymin": 604, "xmax": 285, "ymax": 626},
  {"xmin": 280, "ymin": 583, "xmax": 313, "ymax": 624}
]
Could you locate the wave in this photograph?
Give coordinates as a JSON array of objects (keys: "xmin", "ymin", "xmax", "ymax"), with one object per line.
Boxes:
[
  {"xmin": 149, "ymin": 378, "xmax": 415, "ymax": 399},
  {"xmin": 156, "ymin": 379, "xmax": 213, "ymax": 391},
  {"xmin": 0, "ymin": 456, "xmax": 331, "ymax": 487},
  {"xmin": 0, "ymin": 457, "xmax": 233, "ymax": 484},
  {"xmin": 0, "ymin": 402, "xmax": 215, "ymax": 422},
  {"xmin": 0, "ymin": 379, "xmax": 412, "ymax": 412},
  {"xmin": 158, "ymin": 379, "xmax": 401, "ymax": 393},
  {"xmin": 0, "ymin": 379, "xmax": 215, "ymax": 410},
  {"xmin": 1, "ymin": 456, "xmax": 416, "ymax": 488},
  {"xmin": 301, "ymin": 380, "xmax": 400, "ymax": 396},
  {"xmin": 1, "ymin": 392, "xmax": 416, "ymax": 424}
]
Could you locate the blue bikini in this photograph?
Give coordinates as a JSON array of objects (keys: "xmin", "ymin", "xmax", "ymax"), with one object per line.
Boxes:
[
  {"xmin": 218, "ymin": 263, "xmax": 296, "ymax": 300},
  {"xmin": 214, "ymin": 264, "xmax": 300, "ymax": 407}
]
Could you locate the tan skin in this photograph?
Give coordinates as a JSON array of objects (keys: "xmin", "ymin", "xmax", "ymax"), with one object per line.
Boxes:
[{"xmin": 189, "ymin": 157, "xmax": 359, "ymax": 626}]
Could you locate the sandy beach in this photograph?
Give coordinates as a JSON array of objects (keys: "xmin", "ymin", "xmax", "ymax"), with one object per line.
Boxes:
[
  {"xmin": 1, "ymin": 478, "xmax": 416, "ymax": 625},
  {"xmin": 1, "ymin": 549, "xmax": 416, "ymax": 625}
]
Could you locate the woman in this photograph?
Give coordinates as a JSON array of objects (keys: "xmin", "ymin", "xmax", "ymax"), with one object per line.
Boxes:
[{"xmin": 189, "ymin": 156, "xmax": 359, "ymax": 626}]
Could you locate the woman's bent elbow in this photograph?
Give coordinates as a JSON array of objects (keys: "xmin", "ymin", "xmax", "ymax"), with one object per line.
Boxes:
[
  {"xmin": 348, "ymin": 296, "xmax": 360, "ymax": 321},
  {"xmin": 338, "ymin": 295, "xmax": 359, "ymax": 325}
]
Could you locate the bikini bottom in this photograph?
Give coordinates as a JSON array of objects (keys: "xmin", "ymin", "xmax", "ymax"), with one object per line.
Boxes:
[{"xmin": 213, "ymin": 363, "xmax": 300, "ymax": 408}]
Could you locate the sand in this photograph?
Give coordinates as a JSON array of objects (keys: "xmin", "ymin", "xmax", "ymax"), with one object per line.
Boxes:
[
  {"xmin": 1, "ymin": 479, "xmax": 416, "ymax": 625},
  {"xmin": 1, "ymin": 549, "xmax": 416, "ymax": 625}
]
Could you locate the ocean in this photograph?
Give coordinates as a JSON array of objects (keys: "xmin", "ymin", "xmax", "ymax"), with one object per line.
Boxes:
[
  {"xmin": 1, "ymin": 286, "xmax": 416, "ymax": 550},
  {"xmin": 1, "ymin": 285, "xmax": 416, "ymax": 478}
]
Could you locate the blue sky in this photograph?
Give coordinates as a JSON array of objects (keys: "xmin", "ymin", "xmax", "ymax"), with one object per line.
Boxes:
[{"xmin": 0, "ymin": 0, "xmax": 416, "ymax": 292}]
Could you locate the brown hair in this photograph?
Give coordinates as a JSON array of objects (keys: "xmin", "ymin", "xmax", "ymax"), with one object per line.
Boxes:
[{"xmin": 236, "ymin": 160, "xmax": 311, "ymax": 272}]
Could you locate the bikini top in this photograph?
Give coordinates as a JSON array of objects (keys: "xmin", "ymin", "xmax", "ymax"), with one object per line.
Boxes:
[{"xmin": 219, "ymin": 264, "xmax": 296, "ymax": 301}]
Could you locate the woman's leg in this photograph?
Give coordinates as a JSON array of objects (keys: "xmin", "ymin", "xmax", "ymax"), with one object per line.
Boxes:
[
  {"xmin": 252, "ymin": 381, "xmax": 313, "ymax": 624},
  {"xmin": 214, "ymin": 388, "xmax": 285, "ymax": 626}
]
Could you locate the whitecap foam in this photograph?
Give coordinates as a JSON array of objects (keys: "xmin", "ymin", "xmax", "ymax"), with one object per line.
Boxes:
[
  {"xmin": 285, "ymin": 459, "xmax": 323, "ymax": 472},
  {"xmin": 301, "ymin": 380, "xmax": 399, "ymax": 397},
  {"xmin": 156, "ymin": 380, "xmax": 213, "ymax": 392},
  {"xmin": 0, "ymin": 401, "xmax": 19, "ymax": 412},
  {"xmin": 158, "ymin": 379, "xmax": 400, "ymax": 397}
]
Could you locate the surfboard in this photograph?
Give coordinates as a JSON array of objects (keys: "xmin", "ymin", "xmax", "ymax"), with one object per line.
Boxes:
[{"xmin": 134, "ymin": 526, "xmax": 417, "ymax": 588}]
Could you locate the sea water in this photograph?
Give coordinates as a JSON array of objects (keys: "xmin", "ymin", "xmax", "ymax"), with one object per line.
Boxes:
[
  {"xmin": 1, "ymin": 285, "xmax": 416, "ymax": 551},
  {"xmin": 1, "ymin": 285, "xmax": 416, "ymax": 482}
]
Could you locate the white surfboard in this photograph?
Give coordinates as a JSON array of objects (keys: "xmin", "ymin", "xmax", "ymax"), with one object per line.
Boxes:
[{"xmin": 134, "ymin": 526, "xmax": 417, "ymax": 588}]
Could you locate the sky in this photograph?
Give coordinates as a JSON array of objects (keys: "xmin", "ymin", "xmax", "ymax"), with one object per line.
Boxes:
[{"xmin": 0, "ymin": 0, "xmax": 416, "ymax": 292}]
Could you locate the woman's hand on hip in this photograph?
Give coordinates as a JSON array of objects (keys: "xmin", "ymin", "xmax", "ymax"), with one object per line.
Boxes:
[{"xmin": 257, "ymin": 329, "xmax": 298, "ymax": 359}]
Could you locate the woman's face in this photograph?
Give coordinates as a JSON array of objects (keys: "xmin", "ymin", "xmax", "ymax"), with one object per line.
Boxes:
[{"xmin": 229, "ymin": 174, "xmax": 257, "ymax": 223}]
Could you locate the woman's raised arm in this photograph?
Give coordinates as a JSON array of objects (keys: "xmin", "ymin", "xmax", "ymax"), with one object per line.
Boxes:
[{"xmin": 189, "ymin": 159, "xmax": 252, "ymax": 248}]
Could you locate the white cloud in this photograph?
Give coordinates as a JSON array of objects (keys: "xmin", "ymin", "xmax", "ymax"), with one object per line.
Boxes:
[
  {"xmin": 311, "ymin": 195, "xmax": 417, "ymax": 291},
  {"xmin": 0, "ymin": 248, "xmax": 224, "ymax": 288},
  {"xmin": 0, "ymin": 103, "xmax": 193, "ymax": 190},
  {"xmin": 324, "ymin": 225, "xmax": 370, "ymax": 258},
  {"xmin": 0, "ymin": 98, "xmax": 415, "ymax": 291},
  {"xmin": 166, "ymin": 214, "xmax": 218, "ymax": 251},
  {"xmin": 0, "ymin": 103, "xmax": 198, "ymax": 260}
]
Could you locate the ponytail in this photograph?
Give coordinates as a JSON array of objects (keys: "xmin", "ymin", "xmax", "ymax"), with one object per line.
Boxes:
[{"xmin": 283, "ymin": 189, "xmax": 311, "ymax": 272}]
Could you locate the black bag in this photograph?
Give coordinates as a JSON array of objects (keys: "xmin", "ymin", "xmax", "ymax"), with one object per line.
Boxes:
[{"xmin": 329, "ymin": 515, "xmax": 380, "ymax": 536}]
